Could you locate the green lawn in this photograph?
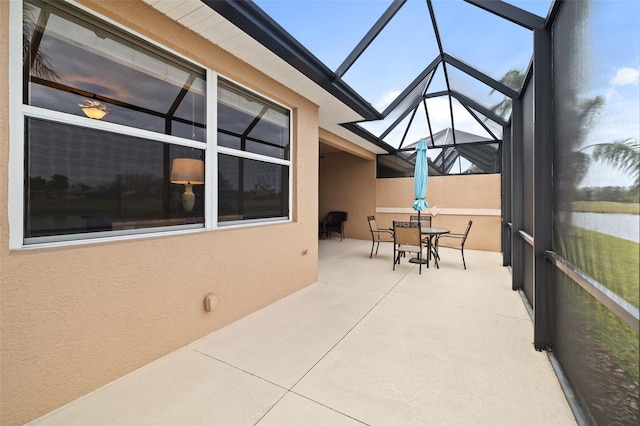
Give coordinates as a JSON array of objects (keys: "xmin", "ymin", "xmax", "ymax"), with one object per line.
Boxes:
[
  {"xmin": 565, "ymin": 201, "xmax": 639, "ymax": 307},
  {"xmin": 558, "ymin": 227, "xmax": 639, "ymax": 381},
  {"xmin": 562, "ymin": 227, "xmax": 639, "ymax": 308},
  {"xmin": 573, "ymin": 201, "xmax": 640, "ymax": 214}
]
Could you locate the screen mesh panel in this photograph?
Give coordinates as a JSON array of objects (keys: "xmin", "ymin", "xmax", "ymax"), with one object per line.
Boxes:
[{"xmin": 552, "ymin": 1, "xmax": 639, "ymax": 424}]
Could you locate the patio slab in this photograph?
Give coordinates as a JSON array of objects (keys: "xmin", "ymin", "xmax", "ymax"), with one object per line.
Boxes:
[
  {"xmin": 29, "ymin": 239, "xmax": 576, "ymax": 426},
  {"xmin": 191, "ymin": 283, "xmax": 383, "ymax": 389},
  {"xmin": 28, "ymin": 347, "xmax": 286, "ymax": 425}
]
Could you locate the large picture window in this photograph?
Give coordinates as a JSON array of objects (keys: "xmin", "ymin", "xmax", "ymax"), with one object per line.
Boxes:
[
  {"xmin": 15, "ymin": 0, "xmax": 291, "ymax": 246},
  {"xmin": 16, "ymin": 0, "xmax": 291, "ymax": 247},
  {"xmin": 20, "ymin": 0, "xmax": 207, "ymax": 244}
]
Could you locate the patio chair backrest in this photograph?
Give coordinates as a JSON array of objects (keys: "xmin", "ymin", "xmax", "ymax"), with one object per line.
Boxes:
[
  {"xmin": 393, "ymin": 221, "xmax": 422, "ymax": 247},
  {"xmin": 367, "ymin": 215, "xmax": 377, "ymax": 232},
  {"xmin": 325, "ymin": 211, "xmax": 347, "ymax": 225},
  {"xmin": 410, "ymin": 215, "xmax": 432, "ymax": 227}
]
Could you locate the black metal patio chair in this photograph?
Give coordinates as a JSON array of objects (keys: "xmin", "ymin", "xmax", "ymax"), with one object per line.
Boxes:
[
  {"xmin": 436, "ymin": 220, "xmax": 473, "ymax": 269},
  {"xmin": 393, "ymin": 221, "xmax": 427, "ymax": 274},
  {"xmin": 367, "ymin": 215, "xmax": 394, "ymax": 258},
  {"xmin": 321, "ymin": 211, "xmax": 348, "ymax": 240}
]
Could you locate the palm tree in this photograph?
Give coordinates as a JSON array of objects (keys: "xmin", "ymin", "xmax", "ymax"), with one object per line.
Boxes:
[
  {"xmin": 489, "ymin": 69, "xmax": 526, "ymax": 118},
  {"xmin": 23, "ymin": 3, "xmax": 59, "ymax": 81},
  {"xmin": 565, "ymin": 96, "xmax": 605, "ymax": 188},
  {"xmin": 584, "ymin": 138, "xmax": 640, "ymax": 195},
  {"xmin": 491, "ymin": 69, "xmax": 632, "ymax": 184}
]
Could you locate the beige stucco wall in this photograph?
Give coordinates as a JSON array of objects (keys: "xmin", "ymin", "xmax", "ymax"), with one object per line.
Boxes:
[
  {"xmin": 1, "ymin": 2, "xmax": 319, "ymax": 425},
  {"xmin": 376, "ymin": 174, "xmax": 502, "ymax": 252},
  {"xmin": 316, "ymin": 129, "xmax": 502, "ymax": 251},
  {"xmin": 319, "ymin": 130, "xmax": 377, "ymax": 241}
]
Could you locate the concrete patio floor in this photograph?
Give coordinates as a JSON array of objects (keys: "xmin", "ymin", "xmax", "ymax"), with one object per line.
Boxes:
[{"xmin": 29, "ymin": 239, "xmax": 576, "ymax": 425}]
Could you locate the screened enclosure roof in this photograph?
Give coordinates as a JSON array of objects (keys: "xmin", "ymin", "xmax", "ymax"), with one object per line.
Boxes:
[
  {"xmin": 144, "ymin": 0, "xmax": 554, "ymax": 156},
  {"xmin": 378, "ymin": 127, "xmax": 500, "ymax": 177}
]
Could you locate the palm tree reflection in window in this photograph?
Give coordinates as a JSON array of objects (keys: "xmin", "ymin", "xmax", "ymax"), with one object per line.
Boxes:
[{"xmin": 23, "ymin": 2, "xmax": 59, "ymax": 85}]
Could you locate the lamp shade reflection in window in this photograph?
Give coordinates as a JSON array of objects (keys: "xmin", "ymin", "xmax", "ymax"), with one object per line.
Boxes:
[
  {"xmin": 170, "ymin": 158, "xmax": 204, "ymax": 212},
  {"xmin": 78, "ymin": 99, "xmax": 109, "ymax": 120}
]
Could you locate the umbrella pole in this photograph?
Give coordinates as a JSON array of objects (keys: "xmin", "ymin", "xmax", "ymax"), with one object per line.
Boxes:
[{"xmin": 409, "ymin": 208, "xmax": 429, "ymax": 266}]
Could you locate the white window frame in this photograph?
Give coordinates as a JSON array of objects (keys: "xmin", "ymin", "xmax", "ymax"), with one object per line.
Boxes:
[
  {"xmin": 8, "ymin": 0, "xmax": 292, "ymax": 249},
  {"xmin": 215, "ymin": 77, "xmax": 293, "ymax": 227}
]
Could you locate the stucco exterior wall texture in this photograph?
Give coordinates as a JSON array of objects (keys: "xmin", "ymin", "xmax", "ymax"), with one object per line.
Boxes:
[
  {"xmin": 376, "ymin": 174, "xmax": 502, "ymax": 252},
  {"xmin": 2, "ymin": 2, "xmax": 504, "ymax": 423},
  {"xmin": 1, "ymin": 2, "xmax": 319, "ymax": 425},
  {"xmin": 319, "ymin": 152, "xmax": 377, "ymax": 241},
  {"xmin": 316, "ymin": 137, "xmax": 501, "ymax": 251}
]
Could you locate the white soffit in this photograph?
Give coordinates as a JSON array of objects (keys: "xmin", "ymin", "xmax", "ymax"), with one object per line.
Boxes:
[{"xmin": 143, "ymin": 0, "xmax": 387, "ymax": 154}]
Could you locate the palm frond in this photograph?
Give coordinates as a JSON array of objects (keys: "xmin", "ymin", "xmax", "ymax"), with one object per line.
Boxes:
[
  {"xmin": 587, "ymin": 138, "xmax": 640, "ymax": 190},
  {"xmin": 592, "ymin": 139, "xmax": 639, "ymax": 175},
  {"xmin": 489, "ymin": 69, "xmax": 525, "ymax": 118},
  {"xmin": 23, "ymin": 2, "xmax": 59, "ymax": 81}
]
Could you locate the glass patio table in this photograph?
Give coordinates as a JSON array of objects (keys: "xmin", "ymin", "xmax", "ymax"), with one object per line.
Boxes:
[{"xmin": 421, "ymin": 227, "xmax": 450, "ymax": 268}]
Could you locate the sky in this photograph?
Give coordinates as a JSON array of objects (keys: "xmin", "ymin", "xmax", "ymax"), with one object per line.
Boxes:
[
  {"xmin": 579, "ymin": 0, "xmax": 640, "ymax": 188},
  {"xmin": 253, "ymin": 0, "xmax": 639, "ymax": 186}
]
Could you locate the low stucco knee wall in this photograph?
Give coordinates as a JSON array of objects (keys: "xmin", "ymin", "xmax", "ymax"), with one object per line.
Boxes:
[{"xmin": 375, "ymin": 174, "xmax": 502, "ymax": 252}]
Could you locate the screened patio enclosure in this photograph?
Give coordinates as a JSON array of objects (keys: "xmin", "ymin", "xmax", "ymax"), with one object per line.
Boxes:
[
  {"xmin": 206, "ymin": 0, "xmax": 520, "ymax": 175},
  {"xmin": 377, "ymin": 127, "xmax": 500, "ymax": 177},
  {"xmin": 155, "ymin": 0, "xmax": 639, "ymax": 424}
]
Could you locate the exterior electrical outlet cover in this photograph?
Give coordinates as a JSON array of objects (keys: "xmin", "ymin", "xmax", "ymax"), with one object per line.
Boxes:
[{"xmin": 204, "ymin": 294, "xmax": 218, "ymax": 312}]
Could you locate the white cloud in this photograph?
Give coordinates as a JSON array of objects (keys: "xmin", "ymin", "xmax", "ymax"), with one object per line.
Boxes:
[
  {"xmin": 374, "ymin": 90, "xmax": 401, "ymax": 111},
  {"xmin": 590, "ymin": 85, "xmax": 640, "ymax": 146},
  {"xmin": 610, "ymin": 67, "xmax": 639, "ymax": 87}
]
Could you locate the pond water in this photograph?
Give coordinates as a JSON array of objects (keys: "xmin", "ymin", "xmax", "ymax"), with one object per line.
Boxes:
[{"xmin": 571, "ymin": 212, "xmax": 640, "ymax": 243}]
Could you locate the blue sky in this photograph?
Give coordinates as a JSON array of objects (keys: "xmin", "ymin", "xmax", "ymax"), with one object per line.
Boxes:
[
  {"xmin": 580, "ymin": 0, "xmax": 639, "ymax": 187},
  {"xmin": 255, "ymin": 0, "xmax": 639, "ymax": 186},
  {"xmin": 254, "ymin": 0, "xmax": 548, "ymax": 102}
]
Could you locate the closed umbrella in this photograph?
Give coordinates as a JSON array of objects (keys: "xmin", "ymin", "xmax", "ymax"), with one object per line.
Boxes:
[
  {"xmin": 408, "ymin": 139, "xmax": 429, "ymax": 266},
  {"xmin": 412, "ymin": 139, "xmax": 429, "ymax": 220}
]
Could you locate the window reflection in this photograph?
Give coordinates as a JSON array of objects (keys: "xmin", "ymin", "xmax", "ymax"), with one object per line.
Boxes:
[
  {"xmin": 218, "ymin": 154, "xmax": 288, "ymax": 221},
  {"xmin": 25, "ymin": 119, "xmax": 204, "ymax": 240},
  {"xmin": 218, "ymin": 80, "xmax": 290, "ymax": 160},
  {"xmin": 23, "ymin": 0, "xmax": 206, "ymax": 141}
]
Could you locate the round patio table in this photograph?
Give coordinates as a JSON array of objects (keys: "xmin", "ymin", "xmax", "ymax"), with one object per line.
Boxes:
[{"xmin": 415, "ymin": 227, "xmax": 450, "ymax": 268}]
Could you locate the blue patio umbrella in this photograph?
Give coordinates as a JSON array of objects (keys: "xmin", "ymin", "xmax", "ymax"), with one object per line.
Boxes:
[{"xmin": 412, "ymin": 139, "xmax": 429, "ymax": 221}]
